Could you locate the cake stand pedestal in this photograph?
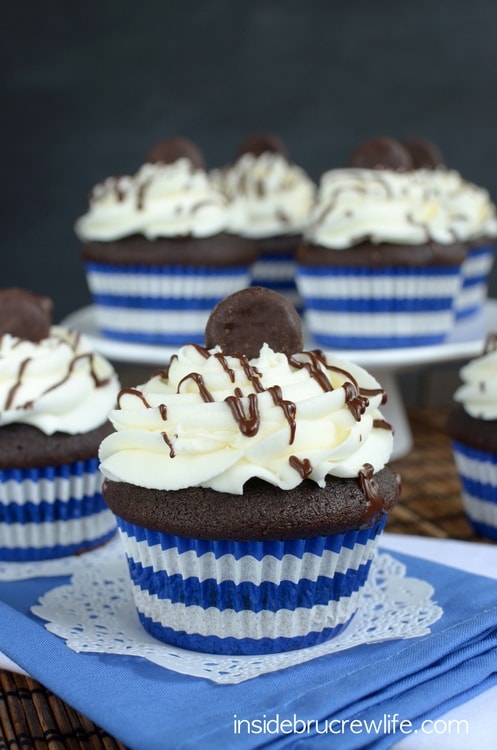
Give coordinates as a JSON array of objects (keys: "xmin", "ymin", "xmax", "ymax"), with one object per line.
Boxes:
[{"xmin": 61, "ymin": 301, "xmax": 497, "ymax": 461}]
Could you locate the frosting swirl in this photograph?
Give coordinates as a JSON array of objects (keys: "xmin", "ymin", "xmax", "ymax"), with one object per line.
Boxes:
[
  {"xmin": 453, "ymin": 343, "xmax": 497, "ymax": 420},
  {"xmin": 0, "ymin": 327, "xmax": 120, "ymax": 434},
  {"xmin": 305, "ymin": 167, "xmax": 497, "ymax": 249},
  {"xmin": 211, "ymin": 152, "xmax": 316, "ymax": 238},
  {"xmin": 99, "ymin": 343, "xmax": 393, "ymax": 494},
  {"xmin": 75, "ymin": 159, "xmax": 228, "ymax": 242}
]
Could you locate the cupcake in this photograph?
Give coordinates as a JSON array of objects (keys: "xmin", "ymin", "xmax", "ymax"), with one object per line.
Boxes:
[
  {"xmin": 75, "ymin": 137, "xmax": 258, "ymax": 346},
  {"xmin": 446, "ymin": 336, "xmax": 497, "ymax": 540},
  {"xmin": 211, "ymin": 134, "xmax": 316, "ymax": 311},
  {"xmin": 296, "ymin": 136, "xmax": 468, "ymax": 349},
  {"xmin": 0, "ymin": 288, "xmax": 120, "ymax": 561},
  {"xmin": 99, "ymin": 286, "xmax": 400, "ymax": 655},
  {"xmin": 436, "ymin": 172, "xmax": 497, "ymax": 321},
  {"xmin": 404, "ymin": 138, "xmax": 497, "ymax": 321}
]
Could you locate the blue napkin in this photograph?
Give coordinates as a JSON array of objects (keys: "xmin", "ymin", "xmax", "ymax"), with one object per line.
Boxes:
[{"xmin": 1, "ymin": 549, "xmax": 497, "ymax": 750}]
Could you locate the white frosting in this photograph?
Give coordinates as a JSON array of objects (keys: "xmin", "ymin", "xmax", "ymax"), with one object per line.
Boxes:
[
  {"xmin": 0, "ymin": 327, "xmax": 120, "ymax": 434},
  {"xmin": 99, "ymin": 343, "xmax": 393, "ymax": 494},
  {"xmin": 211, "ymin": 152, "xmax": 316, "ymax": 238},
  {"xmin": 453, "ymin": 344, "xmax": 497, "ymax": 420},
  {"xmin": 305, "ymin": 168, "xmax": 497, "ymax": 249},
  {"xmin": 75, "ymin": 159, "xmax": 228, "ymax": 242}
]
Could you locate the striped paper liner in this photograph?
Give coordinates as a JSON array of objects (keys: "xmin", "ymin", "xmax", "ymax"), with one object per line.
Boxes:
[
  {"xmin": 451, "ymin": 440, "xmax": 497, "ymax": 541},
  {"xmin": 455, "ymin": 245, "xmax": 494, "ymax": 321},
  {"xmin": 115, "ymin": 516, "xmax": 387, "ymax": 655},
  {"xmin": 0, "ymin": 459, "xmax": 116, "ymax": 561},
  {"xmin": 84, "ymin": 262, "xmax": 253, "ymax": 345},
  {"xmin": 250, "ymin": 250, "xmax": 302, "ymax": 311},
  {"xmin": 296, "ymin": 265, "xmax": 462, "ymax": 349}
]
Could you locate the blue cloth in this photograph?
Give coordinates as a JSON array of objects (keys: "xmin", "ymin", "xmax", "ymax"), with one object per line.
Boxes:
[{"xmin": 0, "ymin": 550, "xmax": 496, "ymax": 750}]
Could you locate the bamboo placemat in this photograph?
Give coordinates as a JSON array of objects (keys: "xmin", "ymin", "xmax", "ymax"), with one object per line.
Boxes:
[
  {"xmin": 0, "ymin": 407, "xmax": 494, "ymax": 749},
  {"xmin": 0, "ymin": 670, "xmax": 127, "ymax": 749},
  {"xmin": 388, "ymin": 407, "xmax": 495, "ymax": 542}
]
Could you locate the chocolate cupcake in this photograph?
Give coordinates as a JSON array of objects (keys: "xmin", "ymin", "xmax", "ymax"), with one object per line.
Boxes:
[
  {"xmin": 0, "ymin": 288, "xmax": 120, "ymax": 561},
  {"xmin": 403, "ymin": 137, "xmax": 497, "ymax": 321},
  {"xmin": 75, "ymin": 137, "xmax": 258, "ymax": 346},
  {"xmin": 211, "ymin": 134, "xmax": 316, "ymax": 311},
  {"xmin": 296, "ymin": 136, "xmax": 472, "ymax": 349},
  {"xmin": 100, "ymin": 287, "xmax": 400, "ymax": 655},
  {"xmin": 446, "ymin": 336, "xmax": 497, "ymax": 540}
]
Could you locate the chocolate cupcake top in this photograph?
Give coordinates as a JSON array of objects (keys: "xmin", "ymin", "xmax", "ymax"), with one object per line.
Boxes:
[
  {"xmin": 211, "ymin": 133, "xmax": 316, "ymax": 239},
  {"xmin": 75, "ymin": 137, "xmax": 229, "ymax": 242},
  {"xmin": 305, "ymin": 137, "xmax": 497, "ymax": 250},
  {"xmin": 0, "ymin": 289, "xmax": 119, "ymax": 435},
  {"xmin": 452, "ymin": 337, "xmax": 497, "ymax": 421},
  {"xmin": 99, "ymin": 289, "xmax": 393, "ymax": 494}
]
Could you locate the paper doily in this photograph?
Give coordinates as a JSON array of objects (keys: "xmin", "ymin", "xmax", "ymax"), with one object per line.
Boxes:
[
  {"xmin": 0, "ymin": 535, "xmax": 122, "ymax": 581},
  {"xmin": 31, "ymin": 547, "xmax": 443, "ymax": 684}
]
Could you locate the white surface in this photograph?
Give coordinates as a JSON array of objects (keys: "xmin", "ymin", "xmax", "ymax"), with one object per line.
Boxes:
[
  {"xmin": 60, "ymin": 299, "xmax": 497, "ymax": 368},
  {"xmin": 381, "ymin": 533, "xmax": 497, "ymax": 581}
]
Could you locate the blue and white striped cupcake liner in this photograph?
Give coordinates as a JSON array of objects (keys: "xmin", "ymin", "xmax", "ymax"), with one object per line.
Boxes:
[
  {"xmin": 295, "ymin": 265, "xmax": 462, "ymax": 349},
  {"xmin": 0, "ymin": 458, "xmax": 117, "ymax": 561},
  {"xmin": 84, "ymin": 262, "xmax": 253, "ymax": 345},
  {"xmin": 251, "ymin": 250, "xmax": 302, "ymax": 311},
  {"xmin": 451, "ymin": 440, "xmax": 497, "ymax": 541},
  {"xmin": 115, "ymin": 515, "xmax": 387, "ymax": 655},
  {"xmin": 454, "ymin": 245, "xmax": 494, "ymax": 321}
]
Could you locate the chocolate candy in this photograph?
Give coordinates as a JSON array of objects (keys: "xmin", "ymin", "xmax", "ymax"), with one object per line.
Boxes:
[
  {"xmin": 0, "ymin": 287, "xmax": 53, "ymax": 342},
  {"xmin": 205, "ymin": 287, "xmax": 303, "ymax": 359},
  {"xmin": 236, "ymin": 132, "xmax": 289, "ymax": 160},
  {"xmin": 147, "ymin": 137, "xmax": 205, "ymax": 170},
  {"xmin": 349, "ymin": 136, "xmax": 413, "ymax": 171},
  {"xmin": 402, "ymin": 137, "xmax": 444, "ymax": 169}
]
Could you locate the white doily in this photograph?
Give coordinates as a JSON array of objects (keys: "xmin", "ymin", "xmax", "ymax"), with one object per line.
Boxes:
[
  {"xmin": 0, "ymin": 535, "xmax": 122, "ymax": 581},
  {"xmin": 31, "ymin": 547, "xmax": 443, "ymax": 684}
]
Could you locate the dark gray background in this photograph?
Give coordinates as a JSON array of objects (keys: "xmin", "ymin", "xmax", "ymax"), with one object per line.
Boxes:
[{"xmin": 2, "ymin": 0, "xmax": 497, "ymax": 323}]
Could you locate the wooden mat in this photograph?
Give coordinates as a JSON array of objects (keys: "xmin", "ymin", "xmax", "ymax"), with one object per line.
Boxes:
[
  {"xmin": 0, "ymin": 408, "xmax": 494, "ymax": 749},
  {"xmin": 0, "ymin": 670, "xmax": 127, "ymax": 749},
  {"xmin": 388, "ymin": 407, "xmax": 495, "ymax": 542}
]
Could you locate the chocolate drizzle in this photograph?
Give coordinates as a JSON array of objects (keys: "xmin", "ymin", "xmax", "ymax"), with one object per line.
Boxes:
[
  {"xmin": 289, "ymin": 455, "xmax": 312, "ymax": 479},
  {"xmin": 118, "ymin": 388, "xmax": 152, "ymax": 409},
  {"xmin": 4, "ymin": 358, "xmax": 30, "ymax": 410},
  {"xmin": 161, "ymin": 431, "xmax": 176, "ymax": 458},
  {"xmin": 177, "ymin": 372, "xmax": 214, "ymax": 402},
  {"xmin": 116, "ymin": 345, "xmax": 391, "ymax": 477},
  {"xmin": 288, "ymin": 351, "xmax": 333, "ymax": 393},
  {"xmin": 362, "ymin": 387, "xmax": 388, "ymax": 405},
  {"xmin": 225, "ymin": 393, "xmax": 260, "ymax": 437},
  {"xmin": 358, "ymin": 462, "xmax": 385, "ymax": 522},
  {"xmin": 267, "ymin": 385, "xmax": 297, "ymax": 444},
  {"xmin": 373, "ymin": 418, "xmax": 393, "ymax": 431},
  {"xmin": 3, "ymin": 344, "xmax": 113, "ymax": 414},
  {"xmin": 342, "ymin": 382, "xmax": 369, "ymax": 421},
  {"xmin": 68, "ymin": 353, "xmax": 112, "ymax": 389}
]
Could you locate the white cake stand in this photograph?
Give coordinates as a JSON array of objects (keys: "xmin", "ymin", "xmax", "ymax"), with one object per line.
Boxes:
[{"xmin": 61, "ymin": 300, "xmax": 497, "ymax": 460}]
